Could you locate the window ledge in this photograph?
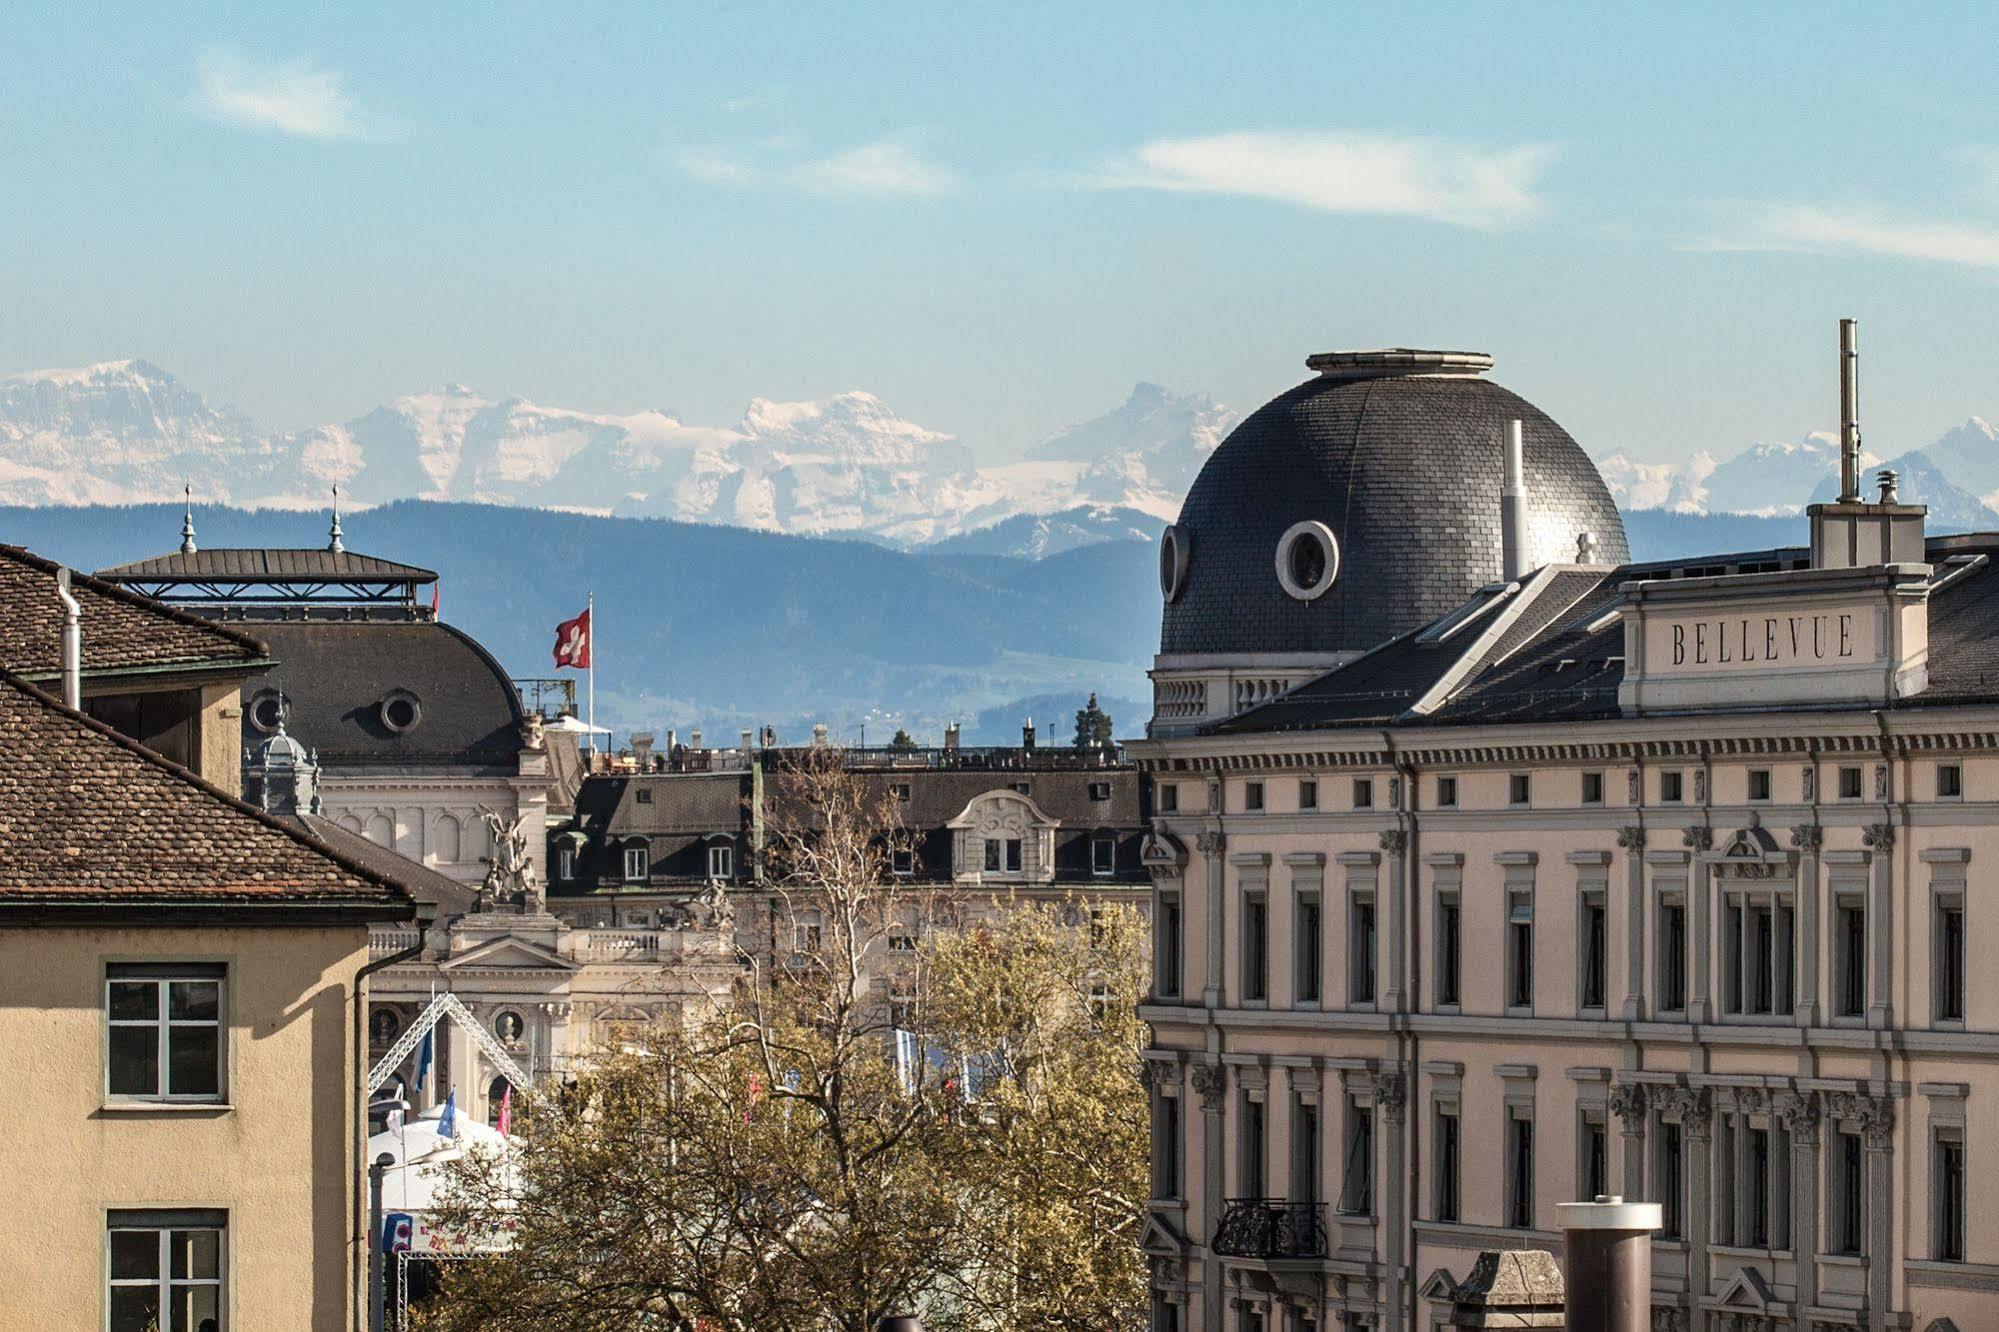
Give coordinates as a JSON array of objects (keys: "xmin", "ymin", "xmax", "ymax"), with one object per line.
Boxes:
[
  {"xmin": 98, "ymin": 1101, "xmax": 233, "ymax": 1115},
  {"xmin": 1820, "ymin": 1252, "xmax": 1867, "ymax": 1268}
]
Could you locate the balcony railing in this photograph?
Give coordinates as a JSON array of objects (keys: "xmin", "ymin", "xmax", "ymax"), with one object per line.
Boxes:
[{"xmin": 1211, "ymin": 1199, "xmax": 1328, "ymax": 1260}]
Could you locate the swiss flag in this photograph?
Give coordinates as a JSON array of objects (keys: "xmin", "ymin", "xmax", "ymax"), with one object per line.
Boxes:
[{"xmin": 553, "ymin": 608, "xmax": 591, "ymax": 669}]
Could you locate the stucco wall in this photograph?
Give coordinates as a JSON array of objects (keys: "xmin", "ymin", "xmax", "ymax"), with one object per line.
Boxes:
[{"xmin": 0, "ymin": 923, "xmax": 366, "ymax": 1331}]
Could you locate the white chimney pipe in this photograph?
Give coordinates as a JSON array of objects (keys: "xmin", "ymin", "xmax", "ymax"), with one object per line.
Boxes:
[
  {"xmin": 1500, "ymin": 419, "xmax": 1530, "ymax": 581},
  {"xmin": 1838, "ymin": 318, "xmax": 1862, "ymax": 502},
  {"xmin": 55, "ymin": 568, "xmax": 82, "ymax": 710}
]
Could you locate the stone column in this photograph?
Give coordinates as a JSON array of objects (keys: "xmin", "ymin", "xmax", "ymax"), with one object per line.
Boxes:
[
  {"xmin": 1683, "ymin": 827, "xmax": 1714, "ymax": 1023},
  {"xmin": 1860, "ymin": 1096, "xmax": 1896, "ymax": 1331},
  {"xmin": 1670, "ymin": 1089, "xmax": 1713, "ymax": 1326},
  {"xmin": 1378, "ymin": 1070, "xmax": 1408, "ymax": 1332},
  {"xmin": 1609, "ymin": 1082, "xmax": 1648, "ymax": 1205},
  {"xmin": 1192, "ymin": 1062, "xmax": 1227, "ymax": 1332},
  {"xmin": 1775, "ymin": 1091, "xmax": 1820, "ymax": 1310},
  {"xmin": 1618, "ymin": 826, "xmax": 1647, "ymax": 1021},
  {"xmin": 1381, "ymin": 829, "xmax": 1409, "ymax": 1013},
  {"xmin": 1788, "ymin": 825, "xmax": 1822, "ymax": 1026},
  {"xmin": 1198, "ymin": 825, "xmax": 1225, "ymax": 1010},
  {"xmin": 1862, "ymin": 823, "xmax": 1895, "ymax": 1029}
]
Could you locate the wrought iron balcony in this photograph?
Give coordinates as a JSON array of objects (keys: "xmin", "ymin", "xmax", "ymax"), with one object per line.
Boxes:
[{"xmin": 1211, "ymin": 1199, "xmax": 1328, "ymax": 1260}]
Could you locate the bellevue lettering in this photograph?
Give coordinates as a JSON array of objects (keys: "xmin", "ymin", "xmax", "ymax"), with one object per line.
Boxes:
[{"xmin": 1670, "ymin": 613, "xmax": 1855, "ymax": 667}]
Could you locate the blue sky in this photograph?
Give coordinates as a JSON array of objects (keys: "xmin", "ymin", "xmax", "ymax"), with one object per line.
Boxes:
[{"xmin": 4, "ymin": 2, "xmax": 1998, "ymax": 466}]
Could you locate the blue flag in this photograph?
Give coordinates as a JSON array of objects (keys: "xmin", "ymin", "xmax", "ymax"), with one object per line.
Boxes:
[
  {"xmin": 437, "ymin": 1090, "xmax": 457, "ymax": 1140},
  {"xmin": 415, "ymin": 1029, "xmax": 432, "ymax": 1092}
]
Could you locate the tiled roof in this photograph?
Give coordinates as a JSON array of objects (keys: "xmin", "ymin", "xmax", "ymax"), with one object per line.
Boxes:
[
  {"xmin": 291, "ymin": 814, "xmax": 480, "ymax": 916},
  {"xmin": 97, "ymin": 548, "xmax": 436, "ymax": 582},
  {"xmin": 0, "ymin": 671, "xmax": 409, "ymax": 909},
  {"xmin": 0, "ymin": 545, "xmax": 268, "ymax": 677}
]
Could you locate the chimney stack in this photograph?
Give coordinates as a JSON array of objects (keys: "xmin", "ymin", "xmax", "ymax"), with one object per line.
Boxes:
[
  {"xmin": 630, "ymin": 732, "xmax": 655, "ymax": 771},
  {"xmin": 1500, "ymin": 419, "xmax": 1530, "ymax": 582},
  {"xmin": 944, "ymin": 722, "xmax": 960, "ymax": 753},
  {"xmin": 55, "ymin": 568, "xmax": 81, "ymax": 710},
  {"xmin": 1839, "ymin": 318, "xmax": 1862, "ymax": 502},
  {"xmin": 1022, "ymin": 716, "xmax": 1036, "ymax": 750}
]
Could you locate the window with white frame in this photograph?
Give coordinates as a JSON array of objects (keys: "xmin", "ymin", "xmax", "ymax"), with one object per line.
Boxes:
[
  {"xmin": 1433, "ymin": 1101, "xmax": 1461, "ymax": 1222},
  {"xmin": 1508, "ymin": 773, "xmax": 1531, "ymax": 806},
  {"xmin": 1936, "ymin": 887, "xmax": 1966, "ymax": 1025},
  {"xmin": 1712, "ymin": 1109, "xmax": 1788, "ymax": 1249},
  {"xmin": 622, "ymin": 843, "xmax": 649, "ymax": 882},
  {"xmin": 888, "ymin": 911, "xmax": 919, "ymax": 952},
  {"xmin": 107, "ymin": 964, "xmax": 223, "ymax": 1101},
  {"xmin": 1747, "ymin": 768, "xmax": 1772, "ymax": 801},
  {"xmin": 1837, "ymin": 765, "xmax": 1863, "ymax": 800},
  {"xmin": 108, "ymin": 1209, "xmax": 224, "ymax": 1332},
  {"xmin": 1720, "ymin": 882, "xmax": 1794, "ymax": 1018},
  {"xmin": 1659, "ymin": 769, "xmax": 1684, "ymax": 803},
  {"xmin": 707, "ymin": 843, "xmax": 734, "ymax": 880},
  {"xmin": 1092, "ymin": 836, "xmax": 1116, "ymax": 876},
  {"xmin": 556, "ymin": 846, "xmax": 575, "ymax": 880}
]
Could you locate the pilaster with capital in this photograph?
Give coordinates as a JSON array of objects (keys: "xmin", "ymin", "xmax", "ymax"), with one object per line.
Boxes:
[
  {"xmin": 1773, "ymin": 1088, "xmax": 1823, "ymax": 1307},
  {"xmin": 1192, "ymin": 1057, "xmax": 1227, "ymax": 1332},
  {"xmin": 1683, "ymin": 826, "xmax": 1714, "ymax": 1022},
  {"xmin": 1617, "ymin": 825, "xmax": 1647, "ymax": 1021},
  {"xmin": 1665, "ymin": 1086, "xmax": 1714, "ymax": 1314},
  {"xmin": 1789, "ymin": 824, "xmax": 1823, "ymax": 1026},
  {"xmin": 1861, "ymin": 822, "xmax": 1896, "ymax": 1028},
  {"xmin": 1609, "ymin": 1081, "xmax": 1648, "ymax": 1199},
  {"xmin": 1196, "ymin": 827, "xmax": 1225, "ymax": 1009},
  {"xmin": 1380, "ymin": 827, "xmax": 1408, "ymax": 1012}
]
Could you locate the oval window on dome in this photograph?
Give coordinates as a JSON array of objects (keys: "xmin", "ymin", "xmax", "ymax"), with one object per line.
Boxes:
[
  {"xmin": 249, "ymin": 689, "xmax": 286, "ymax": 735},
  {"xmin": 378, "ymin": 689, "xmax": 423, "ymax": 735},
  {"xmin": 1159, "ymin": 525, "xmax": 1192, "ymax": 602},
  {"xmin": 1275, "ymin": 521, "xmax": 1340, "ymax": 602}
]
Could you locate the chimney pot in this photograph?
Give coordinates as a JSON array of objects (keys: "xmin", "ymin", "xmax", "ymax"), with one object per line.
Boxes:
[{"xmin": 1500, "ymin": 419, "xmax": 1530, "ymax": 581}]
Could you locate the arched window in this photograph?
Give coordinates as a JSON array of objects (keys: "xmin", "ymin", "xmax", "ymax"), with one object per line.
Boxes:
[
  {"xmin": 486, "ymin": 1076, "xmax": 513, "ymax": 1128},
  {"xmin": 338, "ymin": 814, "xmax": 364, "ymax": 835},
  {"xmin": 365, "ymin": 813, "xmax": 395, "ymax": 848},
  {"xmin": 434, "ymin": 813, "xmax": 462, "ymax": 864}
]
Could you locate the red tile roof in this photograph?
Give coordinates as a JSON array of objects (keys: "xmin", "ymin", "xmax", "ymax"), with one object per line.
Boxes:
[{"xmin": 0, "ymin": 545, "xmax": 269, "ymax": 677}]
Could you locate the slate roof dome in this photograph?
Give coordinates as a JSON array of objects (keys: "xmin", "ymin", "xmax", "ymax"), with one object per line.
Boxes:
[{"xmin": 1158, "ymin": 350, "xmax": 1628, "ymax": 659}]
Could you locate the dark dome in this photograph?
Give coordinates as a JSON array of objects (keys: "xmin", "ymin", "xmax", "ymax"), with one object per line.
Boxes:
[{"xmin": 1159, "ymin": 352, "xmax": 1628, "ymax": 658}]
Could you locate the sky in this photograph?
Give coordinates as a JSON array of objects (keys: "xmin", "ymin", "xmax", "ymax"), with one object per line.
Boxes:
[{"xmin": 4, "ymin": 3, "xmax": 1999, "ymax": 466}]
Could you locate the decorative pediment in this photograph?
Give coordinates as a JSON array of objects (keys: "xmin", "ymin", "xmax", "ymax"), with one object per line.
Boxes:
[
  {"xmin": 1418, "ymin": 1267, "xmax": 1460, "ymax": 1301},
  {"xmin": 1137, "ymin": 1210, "xmax": 1187, "ymax": 1258},
  {"xmin": 945, "ymin": 787, "xmax": 1062, "ymax": 832},
  {"xmin": 1711, "ymin": 1266, "xmax": 1773, "ymax": 1311},
  {"xmin": 1923, "ymin": 1319, "xmax": 1962, "ymax": 1332},
  {"xmin": 440, "ymin": 935, "xmax": 577, "ymax": 973},
  {"xmin": 1141, "ymin": 830, "xmax": 1188, "ymax": 874}
]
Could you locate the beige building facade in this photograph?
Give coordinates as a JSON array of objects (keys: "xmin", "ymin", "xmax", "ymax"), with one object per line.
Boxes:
[{"xmin": 1133, "ymin": 341, "xmax": 1992, "ymax": 1332}]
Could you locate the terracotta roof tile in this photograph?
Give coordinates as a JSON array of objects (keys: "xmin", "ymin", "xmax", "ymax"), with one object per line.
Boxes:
[{"xmin": 0, "ymin": 545, "xmax": 267, "ymax": 677}]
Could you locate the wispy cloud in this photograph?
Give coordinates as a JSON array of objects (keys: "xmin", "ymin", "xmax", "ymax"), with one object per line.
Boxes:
[
  {"xmin": 193, "ymin": 48, "xmax": 383, "ymax": 140},
  {"xmin": 1714, "ymin": 205, "xmax": 1999, "ymax": 270},
  {"xmin": 1099, "ymin": 131, "xmax": 1555, "ymax": 228},
  {"xmin": 673, "ymin": 138, "xmax": 953, "ymax": 197}
]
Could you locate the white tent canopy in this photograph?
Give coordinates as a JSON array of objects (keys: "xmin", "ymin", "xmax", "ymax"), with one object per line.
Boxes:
[{"xmin": 545, "ymin": 714, "xmax": 611, "ymax": 735}]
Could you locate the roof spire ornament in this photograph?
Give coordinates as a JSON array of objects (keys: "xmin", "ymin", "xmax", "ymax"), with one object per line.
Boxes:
[
  {"xmin": 328, "ymin": 485, "xmax": 344, "ymax": 554},
  {"xmin": 179, "ymin": 483, "xmax": 197, "ymax": 555}
]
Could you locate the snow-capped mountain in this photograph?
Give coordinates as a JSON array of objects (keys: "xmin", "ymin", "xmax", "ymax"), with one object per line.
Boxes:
[{"xmin": 0, "ymin": 361, "xmax": 1230, "ymax": 547}]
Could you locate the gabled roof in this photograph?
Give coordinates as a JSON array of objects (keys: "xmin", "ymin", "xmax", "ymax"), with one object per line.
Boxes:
[
  {"xmin": 0, "ymin": 671, "xmax": 410, "ymax": 913},
  {"xmin": 0, "ymin": 544, "xmax": 269, "ymax": 678},
  {"xmin": 97, "ymin": 548, "xmax": 436, "ymax": 582}
]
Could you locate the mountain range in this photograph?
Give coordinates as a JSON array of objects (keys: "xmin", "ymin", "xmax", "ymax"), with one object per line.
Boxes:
[{"xmin": 0, "ymin": 360, "xmax": 1233, "ymax": 550}]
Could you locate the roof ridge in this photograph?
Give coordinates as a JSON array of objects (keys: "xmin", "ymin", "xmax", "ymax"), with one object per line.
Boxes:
[
  {"xmin": 0, "ymin": 543, "xmax": 270, "ymax": 660},
  {"xmin": 0, "ymin": 669, "xmax": 410, "ymax": 907}
]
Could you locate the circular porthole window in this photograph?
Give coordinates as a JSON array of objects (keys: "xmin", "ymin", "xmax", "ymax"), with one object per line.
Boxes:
[
  {"xmin": 1275, "ymin": 521, "xmax": 1340, "ymax": 601},
  {"xmin": 1159, "ymin": 524, "xmax": 1192, "ymax": 602},
  {"xmin": 378, "ymin": 689, "xmax": 423, "ymax": 735},
  {"xmin": 248, "ymin": 689, "xmax": 287, "ymax": 734}
]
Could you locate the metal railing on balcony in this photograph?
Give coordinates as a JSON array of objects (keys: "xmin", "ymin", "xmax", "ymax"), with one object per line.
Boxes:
[{"xmin": 1210, "ymin": 1199, "xmax": 1328, "ymax": 1260}]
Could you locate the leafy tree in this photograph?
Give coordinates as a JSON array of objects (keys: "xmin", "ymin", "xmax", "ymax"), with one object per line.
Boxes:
[
  {"xmin": 889, "ymin": 728, "xmax": 917, "ymax": 750},
  {"xmin": 420, "ymin": 756, "xmax": 1149, "ymax": 1332},
  {"xmin": 1073, "ymin": 693, "xmax": 1114, "ymax": 751}
]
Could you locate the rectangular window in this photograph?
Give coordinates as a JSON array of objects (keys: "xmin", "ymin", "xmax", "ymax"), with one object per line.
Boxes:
[
  {"xmin": 1092, "ymin": 837, "xmax": 1117, "ymax": 877},
  {"xmin": 1580, "ymin": 891, "xmax": 1608, "ymax": 1011},
  {"xmin": 1839, "ymin": 765, "xmax": 1863, "ymax": 800},
  {"xmin": 1241, "ymin": 1095, "xmax": 1266, "ymax": 1195},
  {"xmin": 1152, "ymin": 1293, "xmax": 1181, "ymax": 1332},
  {"xmin": 1581, "ymin": 770, "xmax": 1604, "ymax": 805},
  {"xmin": 1153, "ymin": 1092, "xmax": 1181, "ymax": 1199},
  {"xmin": 1658, "ymin": 896, "xmax": 1687, "ymax": 1013},
  {"xmin": 1291, "ymin": 1098, "xmax": 1321, "ymax": 1205},
  {"xmin": 1156, "ymin": 892, "xmax": 1182, "ymax": 999},
  {"xmin": 1939, "ymin": 763, "xmax": 1964, "ymax": 799},
  {"xmin": 636, "ymin": 787, "xmax": 653, "ymax": 803},
  {"xmin": 1581, "ymin": 1111, "xmax": 1608, "ymax": 1203},
  {"xmin": 1659, "ymin": 1120, "xmax": 1684, "ymax": 1239},
  {"xmin": 1243, "ymin": 781, "xmax": 1265, "ymax": 812},
  {"xmin": 1435, "ymin": 1106, "xmax": 1461, "ymax": 1222},
  {"xmin": 1507, "ymin": 892, "xmax": 1534, "ymax": 1010},
  {"xmin": 1352, "ymin": 778, "xmax": 1373, "ymax": 809},
  {"xmin": 887, "ymin": 913, "xmax": 918, "ymax": 952},
  {"xmin": 107, "ymin": 1210, "xmax": 225, "ymax": 1332},
  {"xmin": 556, "ymin": 847, "xmax": 575, "ymax": 881},
  {"xmin": 1508, "ymin": 773, "xmax": 1531, "ymax": 806},
  {"xmin": 1295, "ymin": 892, "xmax": 1322, "ymax": 1004},
  {"xmin": 707, "ymin": 844, "xmax": 734, "ymax": 880},
  {"xmin": 1437, "ymin": 776, "xmax": 1458, "ymax": 808},
  {"xmin": 1005, "ymin": 839, "xmax": 1022, "ymax": 872},
  {"xmin": 1506, "ymin": 1113, "xmax": 1534, "ymax": 1229},
  {"xmin": 891, "ymin": 847, "xmax": 914, "ymax": 876},
  {"xmin": 892, "ymin": 782, "xmax": 912, "ymax": 802},
  {"xmin": 1298, "ymin": 778, "xmax": 1318, "ymax": 810},
  {"xmin": 1714, "ymin": 1114, "xmax": 1737, "ymax": 1246},
  {"xmin": 1831, "ymin": 1128, "xmax": 1865, "ymax": 1253},
  {"xmin": 984, "ymin": 839, "xmax": 1002, "ymax": 872},
  {"xmin": 1349, "ymin": 891, "xmax": 1377, "ymax": 1005},
  {"xmin": 1748, "ymin": 768, "xmax": 1772, "ymax": 801},
  {"xmin": 1937, "ymin": 894, "xmax": 1966, "ymax": 1024},
  {"xmin": 1436, "ymin": 892, "xmax": 1462, "ymax": 1008},
  {"xmin": 1746, "ymin": 1125, "xmax": 1771, "ymax": 1248},
  {"xmin": 622, "ymin": 845, "xmax": 649, "ymax": 881},
  {"xmin": 1936, "ymin": 1130, "xmax": 1966, "ymax": 1261},
  {"xmin": 1836, "ymin": 896, "xmax": 1867, "ymax": 1018},
  {"xmin": 106, "ymin": 965, "xmax": 224, "ymax": 1101},
  {"xmin": 1242, "ymin": 890, "xmax": 1268, "ymax": 1002},
  {"xmin": 1660, "ymin": 770, "xmax": 1684, "ymax": 803},
  {"xmin": 1088, "ymin": 781, "xmax": 1111, "ymax": 801},
  {"xmin": 1158, "ymin": 783, "xmax": 1179, "ymax": 814},
  {"xmin": 1722, "ymin": 890, "xmax": 1794, "ymax": 1017},
  {"xmin": 793, "ymin": 911, "xmax": 823, "ymax": 953},
  {"xmin": 1339, "ymin": 1097, "xmax": 1373, "ymax": 1215}
]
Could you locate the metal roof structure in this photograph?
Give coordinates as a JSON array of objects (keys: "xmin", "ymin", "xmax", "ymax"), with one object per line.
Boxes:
[{"xmin": 97, "ymin": 547, "xmax": 437, "ymax": 612}]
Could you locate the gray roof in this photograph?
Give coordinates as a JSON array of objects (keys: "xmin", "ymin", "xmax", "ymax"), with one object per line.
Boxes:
[
  {"xmin": 244, "ymin": 620, "xmax": 527, "ymax": 769},
  {"xmin": 1160, "ymin": 355, "xmax": 1628, "ymax": 658},
  {"xmin": 98, "ymin": 548, "xmax": 436, "ymax": 582},
  {"xmin": 291, "ymin": 814, "xmax": 480, "ymax": 916}
]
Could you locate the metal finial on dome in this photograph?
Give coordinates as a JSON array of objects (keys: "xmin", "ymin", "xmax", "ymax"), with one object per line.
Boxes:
[
  {"xmin": 328, "ymin": 485, "xmax": 344, "ymax": 554},
  {"xmin": 179, "ymin": 484, "xmax": 197, "ymax": 555}
]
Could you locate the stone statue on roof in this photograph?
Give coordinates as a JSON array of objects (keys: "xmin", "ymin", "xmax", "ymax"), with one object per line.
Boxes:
[{"xmin": 478, "ymin": 808, "xmax": 542, "ymax": 913}]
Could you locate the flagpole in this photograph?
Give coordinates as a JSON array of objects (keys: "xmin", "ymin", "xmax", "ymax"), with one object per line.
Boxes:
[{"xmin": 587, "ymin": 590, "xmax": 596, "ymax": 763}]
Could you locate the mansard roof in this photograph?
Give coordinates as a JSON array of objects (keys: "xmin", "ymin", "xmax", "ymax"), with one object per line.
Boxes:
[
  {"xmin": 0, "ymin": 672, "xmax": 410, "ymax": 914},
  {"xmin": 0, "ymin": 544, "xmax": 269, "ymax": 679}
]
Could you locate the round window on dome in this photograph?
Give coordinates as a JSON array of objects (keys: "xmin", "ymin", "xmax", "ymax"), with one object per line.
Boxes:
[
  {"xmin": 378, "ymin": 690, "xmax": 423, "ymax": 735},
  {"xmin": 1159, "ymin": 524, "xmax": 1192, "ymax": 602},
  {"xmin": 249, "ymin": 689, "xmax": 286, "ymax": 734},
  {"xmin": 1275, "ymin": 521, "xmax": 1340, "ymax": 601}
]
